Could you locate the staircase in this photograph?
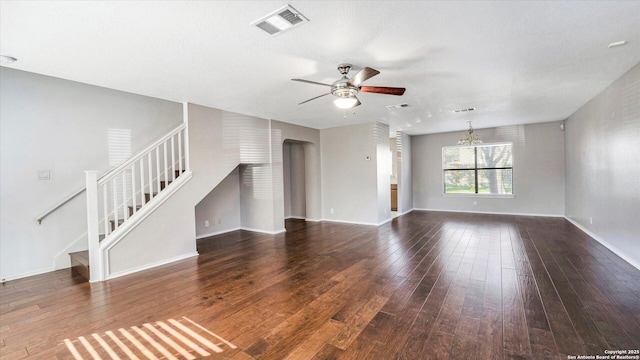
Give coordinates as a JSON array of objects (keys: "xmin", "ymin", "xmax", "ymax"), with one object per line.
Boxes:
[{"xmin": 70, "ymin": 124, "xmax": 190, "ymax": 282}]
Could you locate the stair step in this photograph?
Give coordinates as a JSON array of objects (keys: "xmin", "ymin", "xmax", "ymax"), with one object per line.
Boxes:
[
  {"xmin": 128, "ymin": 205, "xmax": 143, "ymax": 216},
  {"xmin": 144, "ymin": 193, "xmax": 158, "ymax": 202},
  {"xmin": 110, "ymin": 219, "xmax": 125, "ymax": 231},
  {"xmin": 69, "ymin": 250, "xmax": 90, "ymax": 281}
]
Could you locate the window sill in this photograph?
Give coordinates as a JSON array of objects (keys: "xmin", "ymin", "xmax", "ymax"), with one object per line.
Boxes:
[{"xmin": 442, "ymin": 194, "xmax": 515, "ymax": 199}]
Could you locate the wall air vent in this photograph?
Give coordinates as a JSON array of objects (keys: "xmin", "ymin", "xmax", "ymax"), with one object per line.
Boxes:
[
  {"xmin": 452, "ymin": 107, "xmax": 476, "ymax": 113},
  {"xmin": 251, "ymin": 5, "xmax": 309, "ymax": 36},
  {"xmin": 385, "ymin": 103, "xmax": 409, "ymax": 110}
]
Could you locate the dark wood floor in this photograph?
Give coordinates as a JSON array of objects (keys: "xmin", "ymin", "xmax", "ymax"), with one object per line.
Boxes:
[{"xmin": 1, "ymin": 211, "xmax": 639, "ymax": 359}]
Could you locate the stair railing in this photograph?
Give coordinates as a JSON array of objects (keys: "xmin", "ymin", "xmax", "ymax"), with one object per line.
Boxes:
[{"xmin": 85, "ymin": 123, "xmax": 189, "ymax": 281}]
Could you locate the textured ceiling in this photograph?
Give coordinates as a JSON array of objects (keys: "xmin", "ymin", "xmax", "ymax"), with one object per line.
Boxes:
[{"xmin": 1, "ymin": 1, "xmax": 639, "ymax": 135}]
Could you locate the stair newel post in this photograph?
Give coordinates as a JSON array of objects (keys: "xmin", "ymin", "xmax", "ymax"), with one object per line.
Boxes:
[
  {"xmin": 85, "ymin": 171, "xmax": 103, "ymax": 282},
  {"xmin": 183, "ymin": 102, "xmax": 191, "ymax": 173}
]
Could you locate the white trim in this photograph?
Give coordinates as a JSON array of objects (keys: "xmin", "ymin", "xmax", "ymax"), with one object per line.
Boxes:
[
  {"xmin": 398, "ymin": 208, "xmax": 414, "ymax": 216},
  {"xmin": 442, "ymin": 194, "xmax": 515, "ymax": 199},
  {"xmin": 304, "ymin": 218, "xmax": 322, "ymax": 222},
  {"xmin": 412, "ymin": 208, "xmax": 564, "ymax": 218},
  {"xmin": 101, "ymin": 171, "xmax": 193, "ymax": 280},
  {"xmin": 196, "ymin": 227, "xmax": 242, "ymax": 239},
  {"xmin": 103, "ymin": 252, "xmax": 198, "ymax": 282},
  {"xmin": 378, "ymin": 217, "xmax": 393, "ymax": 226},
  {"xmin": 320, "ymin": 218, "xmax": 379, "ymax": 226},
  {"xmin": 1, "ymin": 266, "xmax": 56, "ymax": 283},
  {"xmin": 564, "ymin": 217, "xmax": 640, "ymax": 271},
  {"xmin": 285, "ymin": 216, "xmax": 306, "ymax": 220},
  {"xmin": 240, "ymin": 227, "xmax": 286, "ymax": 235}
]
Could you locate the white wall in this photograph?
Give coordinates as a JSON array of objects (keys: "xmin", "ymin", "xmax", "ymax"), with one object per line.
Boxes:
[
  {"xmin": 195, "ymin": 166, "xmax": 241, "ymax": 238},
  {"xmin": 565, "ymin": 63, "xmax": 640, "ymax": 269},
  {"xmin": 375, "ymin": 123, "xmax": 391, "ymax": 224},
  {"xmin": 0, "ymin": 68, "xmax": 182, "ymax": 281},
  {"xmin": 412, "ymin": 121, "xmax": 565, "ymax": 216},
  {"xmin": 320, "ymin": 123, "xmax": 379, "ymax": 225},
  {"xmin": 397, "ymin": 131, "xmax": 413, "ymax": 214}
]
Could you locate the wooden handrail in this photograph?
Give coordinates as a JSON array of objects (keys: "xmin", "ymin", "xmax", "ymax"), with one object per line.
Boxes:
[{"xmin": 35, "ymin": 123, "xmax": 186, "ymax": 224}]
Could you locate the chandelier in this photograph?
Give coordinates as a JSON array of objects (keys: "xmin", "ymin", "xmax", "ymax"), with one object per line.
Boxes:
[{"xmin": 457, "ymin": 121, "xmax": 482, "ymax": 145}]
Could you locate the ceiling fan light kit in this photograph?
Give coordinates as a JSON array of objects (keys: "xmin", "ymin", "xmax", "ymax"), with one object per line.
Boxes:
[
  {"xmin": 334, "ymin": 97, "xmax": 358, "ymax": 109},
  {"xmin": 292, "ymin": 63, "xmax": 406, "ymax": 109}
]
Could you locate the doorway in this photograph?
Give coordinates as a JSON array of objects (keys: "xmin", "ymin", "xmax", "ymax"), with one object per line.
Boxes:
[{"xmin": 283, "ymin": 140, "xmax": 307, "ymax": 226}]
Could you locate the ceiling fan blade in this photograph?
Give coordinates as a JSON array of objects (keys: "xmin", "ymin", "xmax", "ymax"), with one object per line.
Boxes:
[
  {"xmin": 349, "ymin": 67, "xmax": 380, "ymax": 86},
  {"xmin": 292, "ymin": 79, "xmax": 332, "ymax": 87},
  {"xmin": 298, "ymin": 93, "xmax": 331, "ymax": 105},
  {"xmin": 353, "ymin": 96, "xmax": 362, "ymax": 107},
  {"xmin": 360, "ymin": 86, "xmax": 406, "ymax": 96}
]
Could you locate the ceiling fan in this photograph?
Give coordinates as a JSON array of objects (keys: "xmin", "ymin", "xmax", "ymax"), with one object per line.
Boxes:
[{"xmin": 292, "ymin": 63, "xmax": 406, "ymax": 109}]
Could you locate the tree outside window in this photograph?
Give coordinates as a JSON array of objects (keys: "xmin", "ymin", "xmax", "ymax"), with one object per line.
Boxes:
[{"xmin": 442, "ymin": 143, "xmax": 513, "ymax": 195}]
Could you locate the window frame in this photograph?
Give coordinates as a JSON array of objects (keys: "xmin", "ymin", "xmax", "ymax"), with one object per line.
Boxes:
[{"xmin": 441, "ymin": 142, "xmax": 515, "ymax": 198}]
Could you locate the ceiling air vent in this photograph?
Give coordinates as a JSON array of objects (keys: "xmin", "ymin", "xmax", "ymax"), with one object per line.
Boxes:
[
  {"xmin": 452, "ymin": 107, "xmax": 476, "ymax": 113},
  {"xmin": 386, "ymin": 103, "xmax": 409, "ymax": 110},
  {"xmin": 252, "ymin": 5, "xmax": 309, "ymax": 36}
]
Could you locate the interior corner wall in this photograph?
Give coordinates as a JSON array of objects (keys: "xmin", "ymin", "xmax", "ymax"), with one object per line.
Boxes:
[
  {"xmin": 320, "ymin": 123, "xmax": 379, "ymax": 225},
  {"xmin": 0, "ymin": 67, "xmax": 182, "ymax": 281},
  {"xmin": 397, "ymin": 132, "xmax": 413, "ymax": 213},
  {"xmin": 412, "ymin": 121, "xmax": 565, "ymax": 216},
  {"xmin": 194, "ymin": 166, "xmax": 241, "ymax": 238},
  {"xmin": 565, "ymin": 63, "xmax": 640, "ymax": 268}
]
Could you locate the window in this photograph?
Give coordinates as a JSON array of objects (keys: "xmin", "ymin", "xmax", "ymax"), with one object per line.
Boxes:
[{"xmin": 442, "ymin": 143, "xmax": 513, "ymax": 195}]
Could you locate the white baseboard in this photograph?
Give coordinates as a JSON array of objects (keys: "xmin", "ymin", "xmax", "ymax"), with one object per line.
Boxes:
[
  {"xmin": 103, "ymin": 251, "xmax": 199, "ymax": 282},
  {"xmin": 1, "ymin": 266, "xmax": 57, "ymax": 283},
  {"xmin": 196, "ymin": 227, "xmax": 242, "ymax": 239},
  {"xmin": 412, "ymin": 208, "xmax": 565, "ymax": 218},
  {"xmin": 285, "ymin": 216, "xmax": 306, "ymax": 220},
  {"xmin": 197, "ymin": 226, "xmax": 286, "ymax": 238},
  {"xmin": 564, "ymin": 217, "xmax": 640, "ymax": 271},
  {"xmin": 320, "ymin": 218, "xmax": 379, "ymax": 226},
  {"xmin": 398, "ymin": 208, "xmax": 415, "ymax": 216},
  {"xmin": 241, "ymin": 227, "xmax": 286, "ymax": 235},
  {"xmin": 304, "ymin": 218, "xmax": 321, "ymax": 222}
]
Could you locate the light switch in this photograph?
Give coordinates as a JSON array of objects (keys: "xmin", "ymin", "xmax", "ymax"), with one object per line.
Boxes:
[{"xmin": 38, "ymin": 170, "xmax": 50, "ymax": 180}]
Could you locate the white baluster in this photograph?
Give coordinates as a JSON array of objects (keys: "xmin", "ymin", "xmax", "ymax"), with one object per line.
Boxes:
[
  {"xmin": 139, "ymin": 158, "xmax": 145, "ymax": 206},
  {"xmin": 155, "ymin": 147, "xmax": 161, "ymax": 195},
  {"xmin": 178, "ymin": 130, "xmax": 183, "ymax": 177},
  {"xmin": 85, "ymin": 171, "xmax": 102, "ymax": 282},
  {"xmin": 163, "ymin": 141, "xmax": 168, "ymax": 188},
  {"xmin": 112, "ymin": 179, "xmax": 119, "ymax": 230},
  {"xmin": 122, "ymin": 171, "xmax": 128, "ymax": 221},
  {"xmin": 147, "ymin": 152, "xmax": 154, "ymax": 201},
  {"xmin": 131, "ymin": 164, "xmax": 137, "ymax": 216},
  {"xmin": 171, "ymin": 136, "xmax": 176, "ymax": 182},
  {"xmin": 103, "ymin": 185, "xmax": 109, "ymax": 236}
]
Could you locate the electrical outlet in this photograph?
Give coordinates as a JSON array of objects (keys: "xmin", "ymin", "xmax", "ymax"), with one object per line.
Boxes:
[
  {"xmin": 473, "ymin": 201, "xmax": 478, "ymax": 206},
  {"xmin": 589, "ymin": 217, "xmax": 593, "ymax": 225},
  {"xmin": 330, "ymin": 208, "xmax": 334, "ymax": 214},
  {"xmin": 205, "ymin": 220, "xmax": 210, "ymax": 227}
]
